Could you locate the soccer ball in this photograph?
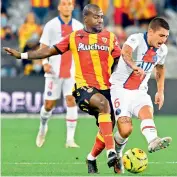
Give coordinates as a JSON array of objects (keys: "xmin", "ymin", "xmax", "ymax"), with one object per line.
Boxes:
[{"xmin": 122, "ymin": 148, "xmax": 148, "ymax": 173}]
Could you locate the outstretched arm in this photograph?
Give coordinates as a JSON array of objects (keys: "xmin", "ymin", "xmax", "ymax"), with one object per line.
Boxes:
[{"xmin": 3, "ymin": 46, "xmax": 60, "ymax": 60}]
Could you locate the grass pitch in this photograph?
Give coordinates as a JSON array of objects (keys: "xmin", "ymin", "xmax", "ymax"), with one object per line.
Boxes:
[{"xmin": 1, "ymin": 116, "xmax": 177, "ymax": 176}]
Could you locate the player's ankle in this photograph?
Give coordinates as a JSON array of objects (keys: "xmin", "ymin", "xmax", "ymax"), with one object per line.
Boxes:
[{"xmin": 87, "ymin": 153, "xmax": 96, "ymax": 161}]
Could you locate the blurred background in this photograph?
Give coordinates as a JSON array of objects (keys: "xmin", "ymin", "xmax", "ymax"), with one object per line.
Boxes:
[{"xmin": 1, "ymin": 0, "xmax": 177, "ymax": 115}]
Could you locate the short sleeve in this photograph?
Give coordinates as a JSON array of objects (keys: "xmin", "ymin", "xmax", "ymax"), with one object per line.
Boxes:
[
  {"xmin": 40, "ymin": 23, "xmax": 50, "ymax": 46},
  {"xmin": 124, "ymin": 34, "xmax": 140, "ymax": 51},
  {"xmin": 53, "ymin": 34, "xmax": 70, "ymax": 54},
  {"xmin": 111, "ymin": 35, "xmax": 121, "ymax": 59}
]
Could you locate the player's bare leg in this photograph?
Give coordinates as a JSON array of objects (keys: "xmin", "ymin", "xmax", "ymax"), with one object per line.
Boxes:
[
  {"xmin": 139, "ymin": 105, "xmax": 172, "ymax": 153},
  {"xmin": 36, "ymin": 100, "xmax": 56, "ymax": 147},
  {"xmin": 65, "ymin": 95, "xmax": 79, "ymax": 148},
  {"xmin": 114, "ymin": 116, "xmax": 133, "ymax": 173},
  {"xmin": 86, "ymin": 93, "xmax": 117, "ymax": 173}
]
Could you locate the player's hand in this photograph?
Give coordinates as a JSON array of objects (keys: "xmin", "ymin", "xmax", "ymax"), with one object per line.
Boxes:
[
  {"xmin": 3, "ymin": 47, "xmax": 21, "ymax": 59},
  {"xmin": 133, "ymin": 66, "xmax": 145, "ymax": 80},
  {"xmin": 43, "ymin": 63, "xmax": 54, "ymax": 74},
  {"xmin": 154, "ymin": 91, "xmax": 164, "ymax": 110}
]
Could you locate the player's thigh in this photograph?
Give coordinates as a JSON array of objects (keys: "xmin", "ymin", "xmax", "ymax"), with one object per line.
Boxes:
[
  {"xmin": 62, "ymin": 77, "xmax": 76, "ymax": 107},
  {"xmin": 99, "ymin": 89, "xmax": 116, "ymax": 127},
  {"xmin": 89, "ymin": 92, "xmax": 110, "ymax": 113},
  {"xmin": 110, "ymin": 87, "xmax": 132, "ymax": 121},
  {"xmin": 111, "ymin": 88, "xmax": 133, "ymax": 136},
  {"xmin": 133, "ymin": 92, "xmax": 153, "ymax": 119},
  {"xmin": 72, "ymin": 86, "xmax": 99, "ymax": 115},
  {"xmin": 44, "ymin": 77, "xmax": 62, "ymax": 100}
]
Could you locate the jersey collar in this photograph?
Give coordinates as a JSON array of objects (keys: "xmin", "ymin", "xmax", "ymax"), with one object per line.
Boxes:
[{"xmin": 58, "ymin": 16, "xmax": 72, "ymax": 25}]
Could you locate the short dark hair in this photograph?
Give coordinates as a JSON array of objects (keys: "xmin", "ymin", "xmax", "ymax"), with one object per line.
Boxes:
[
  {"xmin": 149, "ymin": 17, "xmax": 170, "ymax": 31},
  {"xmin": 83, "ymin": 4, "xmax": 101, "ymax": 16}
]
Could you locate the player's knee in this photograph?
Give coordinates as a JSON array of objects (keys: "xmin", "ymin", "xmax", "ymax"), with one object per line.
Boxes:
[
  {"xmin": 98, "ymin": 98, "xmax": 110, "ymax": 113},
  {"xmin": 44, "ymin": 100, "xmax": 56, "ymax": 111},
  {"xmin": 120, "ymin": 125, "xmax": 133, "ymax": 138},
  {"xmin": 117, "ymin": 117, "xmax": 133, "ymax": 138},
  {"xmin": 65, "ymin": 95, "xmax": 76, "ymax": 107}
]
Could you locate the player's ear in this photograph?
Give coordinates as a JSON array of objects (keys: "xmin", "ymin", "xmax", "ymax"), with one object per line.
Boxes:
[{"xmin": 148, "ymin": 28, "xmax": 153, "ymax": 36}]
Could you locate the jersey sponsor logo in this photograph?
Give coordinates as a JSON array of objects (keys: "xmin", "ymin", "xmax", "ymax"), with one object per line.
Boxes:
[{"xmin": 77, "ymin": 43, "xmax": 109, "ymax": 51}]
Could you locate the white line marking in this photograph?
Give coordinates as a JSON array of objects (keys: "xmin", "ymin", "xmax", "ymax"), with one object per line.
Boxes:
[
  {"xmin": 3, "ymin": 161, "xmax": 177, "ymax": 165},
  {"xmin": 1, "ymin": 114, "xmax": 92, "ymax": 119}
]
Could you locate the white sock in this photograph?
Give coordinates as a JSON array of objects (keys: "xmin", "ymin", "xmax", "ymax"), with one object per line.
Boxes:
[
  {"xmin": 40, "ymin": 105, "xmax": 52, "ymax": 133},
  {"xmin": 114, "ymin": 131, "xmax": 128, "ymax": 157},
  {"xmin": 87, "ymin": 153, "xmax": 96, "ymax": 161},
  {"xmin": 66, "ymin": 106, "xmax": 78, "ymax": 142},
  {"xmin": 141, "ymin": 119, "xmax": 157, "ymax": 144}
]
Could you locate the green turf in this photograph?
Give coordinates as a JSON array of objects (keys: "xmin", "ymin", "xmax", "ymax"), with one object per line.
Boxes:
[{"xmin": 1, "ymin": 116, "xmax": 177, "ymax": 176}]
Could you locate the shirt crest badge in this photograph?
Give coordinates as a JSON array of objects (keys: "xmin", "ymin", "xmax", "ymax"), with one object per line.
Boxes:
[{"xmin": 102, "ymin": 37, "xmax": 107, "ymax": 43}]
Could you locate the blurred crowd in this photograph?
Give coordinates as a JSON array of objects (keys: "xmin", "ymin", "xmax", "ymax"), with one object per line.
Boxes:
[{"xmin": 1, "ymin": 0, "xmax": 177, "ymax": 78}]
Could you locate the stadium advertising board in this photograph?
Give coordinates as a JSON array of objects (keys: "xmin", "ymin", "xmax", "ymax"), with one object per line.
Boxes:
[
  {"xmin": 1, "ymin": 77, "xmax": 177, "ymax": 114},
  {"xmin": 1, "ymin": 77, "xmax": 65, "ymax": 114}
]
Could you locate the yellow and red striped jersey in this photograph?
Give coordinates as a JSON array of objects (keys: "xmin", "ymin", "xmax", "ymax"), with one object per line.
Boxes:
[{"xmin": 54, "ymin": 29, "xmax": 121, "ymax": 90}]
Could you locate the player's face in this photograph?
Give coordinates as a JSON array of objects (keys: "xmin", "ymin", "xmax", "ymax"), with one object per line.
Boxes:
[
  {"xmin": 149, "ymin": 27, "xmax": 169, "ymax": 48},
  {"xmin": 86, "ymin": 9, "xmax": 104, "ymax": 33},
  {"xmin": 58, "ymin": 0, "xmax": 74, "ymax": 17}
]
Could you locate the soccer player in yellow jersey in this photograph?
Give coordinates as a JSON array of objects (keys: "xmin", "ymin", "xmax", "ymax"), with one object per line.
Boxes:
[{"xmin": 4, "ymin": 4, "xmax": 121, "ymax": 174}]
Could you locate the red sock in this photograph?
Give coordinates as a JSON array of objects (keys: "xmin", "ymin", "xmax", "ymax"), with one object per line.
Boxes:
[
  {"xmin": 98, "ymin": 113, "xmax": 114, "ymax": 150},
  {"xmin": 91, "ymin": 131, "xmax": 105, "ymax": 157}
]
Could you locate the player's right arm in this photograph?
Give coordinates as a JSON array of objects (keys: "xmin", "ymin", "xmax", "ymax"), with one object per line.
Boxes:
[
  {"xmin": 121, "ymin": 34, "xmax": 145, "ymax": 77},
  {"xmin": 3, "ymin": 34, "xmax": 70, "ymax": 60},
  {"xmin": 3, "ymin": 45, "xmax": 60, "ymax": 60}
]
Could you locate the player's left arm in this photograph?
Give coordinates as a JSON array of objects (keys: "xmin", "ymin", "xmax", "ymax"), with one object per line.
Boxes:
[{"xmin": 154, "ymin": 64, "xmax": 165, "ymax": 110}]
